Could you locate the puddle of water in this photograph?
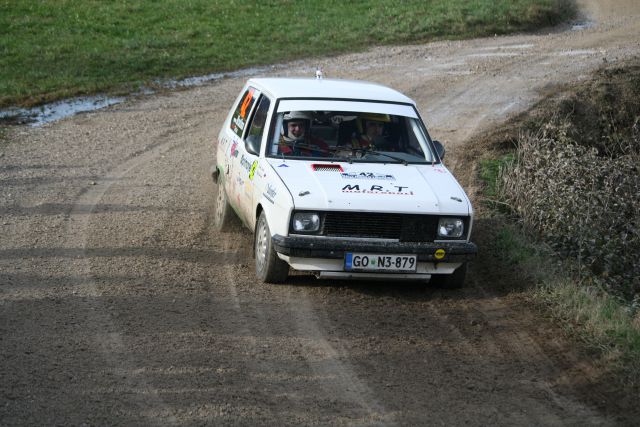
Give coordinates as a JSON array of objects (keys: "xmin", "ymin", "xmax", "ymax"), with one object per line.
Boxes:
[
  {"xmin": 434, "ymin": 62, "xmax": 467, "ymax": 69},
  {"xmin": 162, "ymin": 64, "xmax": 276, "ymax": 89},
  {"xmin": 415, "ymin": 68, "xmax": 473, "ymax": 76},
  {"xmin": 0, "ymin": 64, "xmax": 275, "ymax": 127},
  {"xmin": 352, "ymin": 64, "xmax": 374, "ymax": 71},
  {"xmin": 0, "ymin": 95, "xmax": 126, "ymax": 127},
  {"xmin": 479, "ymin": 44, "xmax": 535, "ymax": 50},
  {"xmin": 571, "ymin": 21, "xmax": 595, "ymax": 31},
  {"xmin": 554, "ymin": 49, "xmax": 599, "ymax": 56},
  {"xmin": 466, "ymin": 52, "xmax": 520, "ymax": 58},
  {"xmin": 445, "ymin": 70, "xmax": 474, "ymax": 76}
]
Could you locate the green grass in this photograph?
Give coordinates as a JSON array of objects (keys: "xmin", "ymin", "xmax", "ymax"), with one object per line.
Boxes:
[
  {"xmin": 494, "ymin": 225, "xmax": 537, "ymax": 265},
  {"xmin": 0, "ymin": 0, "xmax": 575, "ymax": 108},
  {"xmin": 479, "ymin": 155, "xmax": 513, "ymax": 199},
  {"xmin": 536, "ymin": 273, "xmax": 640, "ymax": 386}
]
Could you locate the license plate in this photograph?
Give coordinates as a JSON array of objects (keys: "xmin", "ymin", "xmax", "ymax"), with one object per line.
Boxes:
[{"xmin": 344, "ymin": 253, "xmax": 417, "ymax": 272}]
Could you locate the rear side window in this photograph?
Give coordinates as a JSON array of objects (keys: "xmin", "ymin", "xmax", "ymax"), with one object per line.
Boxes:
[
  {"xmin": 245, "ymin": 96, "xmax": 271, "ymax": 150},
  {"xmin": 230, "ymin": 87, "xmax": 261, "ymax": 137}
]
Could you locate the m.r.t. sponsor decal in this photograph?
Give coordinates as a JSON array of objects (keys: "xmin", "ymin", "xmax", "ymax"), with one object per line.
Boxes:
[{"xmin": 342, "ymin": 184, "xmax": 413, "ymax": 195}]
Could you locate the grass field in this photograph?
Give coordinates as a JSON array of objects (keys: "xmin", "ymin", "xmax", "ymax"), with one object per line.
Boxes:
[{"xmin": 0, "ymin": 0, "xmax": 574, "ymax": 108}]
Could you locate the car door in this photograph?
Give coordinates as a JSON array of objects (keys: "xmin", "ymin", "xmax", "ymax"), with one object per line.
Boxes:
[
  {"xmin": 225, "ymin": 86, "xmax": 261, "ymax": 225},
  {"xmin": 242, "ymin": 95, "xmax": 273, "ymax": 228},
  {"xmin": 230, "ymin": 88, "xmax": 273, "ymax": 226}
]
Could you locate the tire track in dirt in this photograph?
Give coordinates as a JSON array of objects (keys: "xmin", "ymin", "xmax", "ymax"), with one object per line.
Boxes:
[
  {"xmin": 284, "ymin": 290, "xmax": 396, "ymax": 425},
  {"xmin": 214, "ymin": 220, "xmax": 396, "ymax": 424},
  {"xmin": 65, "ymin": 138, "xmax": 181, "ymax": 424}
]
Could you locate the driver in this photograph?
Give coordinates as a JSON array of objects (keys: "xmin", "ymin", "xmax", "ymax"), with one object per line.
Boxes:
[
  {"xmin": 352, "ymin": 113, "xmax": 391, "ymax": 149},
  {"xmin": 279, "ymin": 111, "xmax": 329, "ymax": 157}
]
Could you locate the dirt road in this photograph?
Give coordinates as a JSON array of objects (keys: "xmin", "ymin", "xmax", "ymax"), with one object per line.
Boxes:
[{"xmin": 2, "ymin": 1, "xmax": 639, "ymax": 425}]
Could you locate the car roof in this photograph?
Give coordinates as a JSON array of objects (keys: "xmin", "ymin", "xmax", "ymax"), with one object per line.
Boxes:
[{"xmin": 247, "ymin": 78, "xmax": 415, "ymax": 105}]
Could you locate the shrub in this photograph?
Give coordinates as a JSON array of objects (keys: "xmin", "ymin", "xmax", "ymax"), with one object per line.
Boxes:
[{"xmin": 500, "ymin": 125, "xmax": 640, "ymax": 301}]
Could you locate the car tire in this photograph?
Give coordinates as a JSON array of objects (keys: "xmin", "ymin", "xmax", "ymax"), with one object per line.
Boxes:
[
  {"xmin": 213, "ymin": 176, "xmax": 236, "ymax": 231},
  {"xmin": 430, "ymin": 262, "xmax": 467, "ymax": 289},
  {"xmin": 255, "ymin": 211, "xmax": 289, "ymax": 283}
]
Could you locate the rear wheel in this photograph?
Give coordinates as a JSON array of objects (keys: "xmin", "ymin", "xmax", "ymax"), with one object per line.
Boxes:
[
  {"xmin": 430, "ymin": 262, "xmax": 467, "ymax": 289},
  {"xmin": 255, "ymin": 211, "xmax": 289, "ymax": 283},
  {"xmin": 213, "ymin": 175, "xmax": 235, "ymax": 231}
]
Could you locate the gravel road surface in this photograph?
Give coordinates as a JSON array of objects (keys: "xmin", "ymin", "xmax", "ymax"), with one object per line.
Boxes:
[{"xmin": 1, "ymin": 1, "xmax": 639, "ymax": 425}]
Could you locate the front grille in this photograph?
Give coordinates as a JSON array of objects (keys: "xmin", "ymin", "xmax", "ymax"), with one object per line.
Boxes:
[
  {"xmin": 322, "ymin": 212, "xmax": 440, "ymax": 242},
  {"xmin": 324, "ymin": 212, "xmax": 403, "ymax": 239}
]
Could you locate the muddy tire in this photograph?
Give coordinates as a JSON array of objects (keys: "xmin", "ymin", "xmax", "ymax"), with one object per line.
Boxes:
[
  {"xmin": 255, "ymin": 211, "xmax": 289, "ymax": 283},
  {"xmin": 431, "ymin": 262, "xmax": 467, "ymax": 289},
  {"xmin": 213, "ymin": 177, "xmax": 236, "ymax": 231}
]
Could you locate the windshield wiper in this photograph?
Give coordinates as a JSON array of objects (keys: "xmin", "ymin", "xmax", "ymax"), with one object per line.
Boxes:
[{"xmin": 351, "ymin": 147, "xmax": 408, "ymax": 165}]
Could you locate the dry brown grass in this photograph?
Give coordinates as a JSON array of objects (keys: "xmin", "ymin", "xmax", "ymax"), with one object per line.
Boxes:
[
  {"xmin": 501, "ymin": 128, "xmax": 640, "ymax": 300},
  {"xmin": 469, "ymin": 58, "xmax": 640, "ymax": 388}
]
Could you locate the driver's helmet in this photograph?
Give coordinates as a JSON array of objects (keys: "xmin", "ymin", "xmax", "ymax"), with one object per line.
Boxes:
[
  {"xmin": 356, "ymin": 112, "xmax": 391, "ymax": 134},
  {"xmin": 282, "ymin": 111, "xmax": 313, "ymax": 141}
]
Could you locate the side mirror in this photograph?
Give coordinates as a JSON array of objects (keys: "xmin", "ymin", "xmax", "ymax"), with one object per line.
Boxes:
[
  {"xmin": 433, "ymin": 140, "xmax": 445, "ymax": 159},
  {"xmin": 245, "ymin": 135, "xmax": 260, "ymax": 156}
]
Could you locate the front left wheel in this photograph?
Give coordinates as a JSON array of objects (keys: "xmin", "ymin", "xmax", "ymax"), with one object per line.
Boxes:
[{"xmin": 255, "ymin": 211, "xmax": 289, "ymax": 283}]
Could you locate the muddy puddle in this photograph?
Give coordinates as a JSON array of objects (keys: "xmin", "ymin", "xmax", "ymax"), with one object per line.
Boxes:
[
  {"xmin": 0, "ymin": 96, "xmax": 127, "ymax": 127},
  {"xmin": 0, "ymin": 64, "xmax": 280, "ymax": 127}
]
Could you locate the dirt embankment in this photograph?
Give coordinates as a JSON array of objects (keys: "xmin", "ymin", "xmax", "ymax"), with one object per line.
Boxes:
[{"xmin": 1, "ymin": 1, "xmax": 640, "ymax": 425}]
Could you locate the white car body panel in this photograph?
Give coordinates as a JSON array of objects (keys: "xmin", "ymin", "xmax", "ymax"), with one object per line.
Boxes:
[
  {"xmin": 277, "ymin": 100, "xmax": 418, "ymax": 118},
  {"xmin": 267, "ymin": 158, "xmax": 469, "ymax": 216},
  {"xmin": 249, "ymin": 78, "xmax": 414, "ymax": 103},
  {"xmin": 213, "ymin": 77, "xmax": 476, "ymax": 283}
]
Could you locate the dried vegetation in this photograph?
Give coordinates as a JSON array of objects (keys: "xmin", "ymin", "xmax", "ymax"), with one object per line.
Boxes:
[
  {"xmin": 470, "ymin": 60, "xmax": 640, "ymax": 387},
  {"xmin": 500, "ymin": 62, "xmax": 640, "ymax": 303}
]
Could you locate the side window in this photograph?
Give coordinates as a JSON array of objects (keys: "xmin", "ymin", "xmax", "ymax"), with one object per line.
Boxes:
[
  {"xmin": 245, "ymin": 95, "xmax": 271, "ymax": 150},
  {"xmin": 229, "ymin": 87, "xmax": 260, "ymax": 137}
]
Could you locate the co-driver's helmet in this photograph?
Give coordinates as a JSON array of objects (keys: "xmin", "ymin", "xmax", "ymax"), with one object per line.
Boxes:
[{"xmin": 356, "ymin": 112, "xmax": 391, "ymax": 134}]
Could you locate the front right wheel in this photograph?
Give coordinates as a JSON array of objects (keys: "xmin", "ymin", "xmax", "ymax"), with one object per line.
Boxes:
[{"xmin": 254, "ymin": 211, "xmax": 289, "ymax": 283}]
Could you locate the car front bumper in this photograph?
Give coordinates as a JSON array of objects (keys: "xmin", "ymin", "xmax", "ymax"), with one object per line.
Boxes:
[{"xmin": 272, "ymin": 235, "xmax": 477, "ymax": 263}]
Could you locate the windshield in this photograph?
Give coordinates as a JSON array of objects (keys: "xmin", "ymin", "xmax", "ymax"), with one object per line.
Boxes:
[{"xmin": 267, "ymin": 109, "xmax": 437, "ymax": 163}]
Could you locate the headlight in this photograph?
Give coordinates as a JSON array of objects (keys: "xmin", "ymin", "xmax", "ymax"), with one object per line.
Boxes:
[
  {"xmin": 437, "ymin": 217, "xmax": 464, "ymax": 238},
  {"xmin": 292, "ymin": 212, "xmax": 320, "ymax": 232}
]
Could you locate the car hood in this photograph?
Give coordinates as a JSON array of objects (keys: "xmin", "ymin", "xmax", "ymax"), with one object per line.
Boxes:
[{"xmin": 268, "ymin": 159, "xmax": 470, "ymax": 215}]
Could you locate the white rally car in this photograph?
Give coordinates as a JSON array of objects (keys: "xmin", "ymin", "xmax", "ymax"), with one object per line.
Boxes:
[{"xmin": 212, "ymin": 77, "xmax": 476, "ymax": 287}]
